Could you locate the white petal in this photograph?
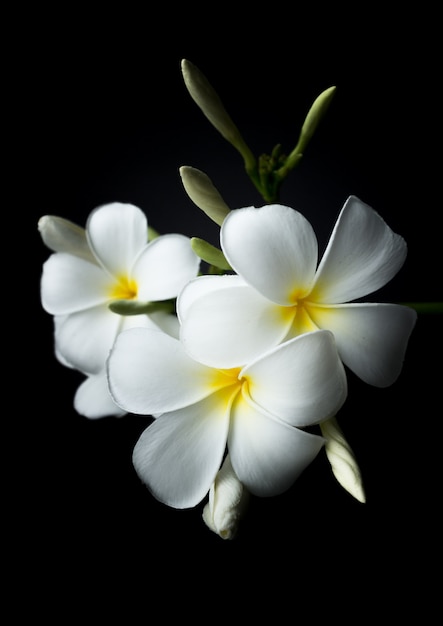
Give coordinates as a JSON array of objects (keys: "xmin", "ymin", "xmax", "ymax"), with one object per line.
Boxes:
[
  {"xmin": 74, "ymin": 371, "xmax": 126, "ymax": 419},
  {"xmin": 107, "ymin": 327, "xmax": 217, "ymax": 415},
  {"xmin": 311, "ymin": 196, "xmax": 407, "ymax": 303},
  {"xmin": 307, "ymin": 302, "xmax": 417, "ymax": 386},
  {"xmin": 221, "ymin": 205, "xmax": 318, "ymax": 304},
  {"xmin": 243, "ymin": 330, "xmax": 347, "ymax": 427},
  {"xmin": 41, "ymin": 253, "xmax": 111, "ymax": 314},
  {"xmin": 55, "ymin": 306, "xmax": 121, "ymax": 374},
  {"xmin": 180, "ymin": 284, "xmax": 291, "ymax": 367},
  {"xmin": 132, "ymin": 392, "xmax": 230, "ymax": 508},
  {"xmin": 53, "ymin": 315, "xmax": 74, "ymax": 368},
  {"xmin": 228, "ymin": 397, "xmax": 325, "ymax": 497},
  {"xmin": 177, "ymin": 274, "xmax": 246, "ymax": 322},
  {"xmin": 133, "ymin": 234, "xmax": 200, "ymax": 301},
  {"xmin": 86, "ymin": 203, "xmax": 148, "ymax": 277},
  {"xmin": 120, "ymin": 312, "xmax": 171, "ymax": 332},
  {"xmin": 144, "ymin": 311, "xmax": 180, "ymax": 338}
]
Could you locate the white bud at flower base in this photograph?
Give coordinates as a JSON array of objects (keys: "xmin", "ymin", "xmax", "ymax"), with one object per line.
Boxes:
[
  {"xmin": 320, "ymin": 416, "xmax": 366, "ymax": 503},
  {"xmin": 202, "ymin": 455, "xmax": 249, "ymax": 540},
  {"xmin": 38, "ymin": 215, "xmax": 95, "ymax": 262}
]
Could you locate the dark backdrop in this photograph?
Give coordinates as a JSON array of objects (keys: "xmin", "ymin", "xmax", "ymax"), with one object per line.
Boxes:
[{"xmin": 18, "ymin": 7, "xmax": 440, "ymax": 617}]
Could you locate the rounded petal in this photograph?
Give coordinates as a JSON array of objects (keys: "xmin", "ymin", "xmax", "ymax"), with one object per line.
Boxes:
[
  {"xmin": 228, "ymin": 397, "xmax": 325, "ymax": 497},
  {"xmin": 120, "ymin": 311, "xmax": 174, "ymax": 333},
  {"xmin": 180, "ymin": 284, "xmax": 292, "ymax": 367},
  {"xmin": 177, "ymin": 274, "xmax": 247, "ymax": 322},
  {"xmin": 41, "ymin": 253, "xmax": 111, "ymax": 314},
  {"xmin": 133, "ymin": 234, "xmax": 200, "ymax": 301},
  {"xmin": 221, "ymin": 205, "xmax": 318, "ymax": 304},
  {"xmin": 243, "ymin": 330, "xmax": 347, "ymax": 427},
  {"xmin": 144, "ymin": 310, "xmax": 180, "ymax": 338},
  {"xmin": 55, "ymin": 305, "xmax": 121, "ymax": 373},
  {"xmin": 86, "ymin": 203, "xmax": 148, "ymax": 277},
  {"xmin": 132, "ymin": 392, "xmax": 230, "ymax": 508},
  {"xmin": 307, "ymin": 302, "xmax": 417, "ymax": 386},
  {"xmin": 107, "ymin": 327, "xmax": 217, "ymax": 415},
  {"xmin": 311, "ymin": 196, "xmax": 407, "ymax": 303},
  {"xmin": 53, "ymin": 315, "xmax": 74, "ymax": 368},
  {"xmin": 74, "ymin": 372, "xmax": 126, "ymax": 419}
]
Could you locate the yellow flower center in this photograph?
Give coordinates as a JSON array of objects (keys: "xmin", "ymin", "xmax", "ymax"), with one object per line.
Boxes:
[
  {"xmin": 108, "ymin": 275, "xmax": 138, "ymax": 300},
  {"xmin": 210, "ymin": 367, "xmax": 249, "ymax": 404},
  {"xmin": 280, "ymin": 287, "xmax": 320, "ymax": 337}
]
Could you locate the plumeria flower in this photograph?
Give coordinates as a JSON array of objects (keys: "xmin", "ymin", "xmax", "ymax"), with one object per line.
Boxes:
[
  {"xmin": 107, "ymin": 325, "xmax": 347, "ymax": 508},
  {"xmin": 53, "ymin": 312, "xmax": 180, "ymax": 419},
  {"xmin": 178, "ymin": 196, "xmax": 417, "ymax": 388},
  {"xmin": 40, "ymin": 202, "xmax": 200, "ymax": 417}
]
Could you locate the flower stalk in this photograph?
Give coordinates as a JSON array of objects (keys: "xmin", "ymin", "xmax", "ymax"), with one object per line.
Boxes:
[{"xmin": 181, "ymin": 58, "xmax": 336, "ymax": 203}]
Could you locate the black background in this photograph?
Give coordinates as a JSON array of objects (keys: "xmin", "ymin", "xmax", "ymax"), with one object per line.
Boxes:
[{"xmin": 17, "ymin": 6, "xmax": 441, "ymax": 616}]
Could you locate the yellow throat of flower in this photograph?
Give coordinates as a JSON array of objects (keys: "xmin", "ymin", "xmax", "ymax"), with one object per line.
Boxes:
[{"xmin": 109, "ymin": 275, "xmax": 138, "ymax": 301}]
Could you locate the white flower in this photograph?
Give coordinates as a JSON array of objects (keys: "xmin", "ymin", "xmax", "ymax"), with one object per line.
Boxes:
[
  {"xmin": 107, "ymin": 326, "xmax": 347, "ymax": 508},
  {"xmin": 40, "ymin": 203, "xmax": 200, "ymax": 417},
  {"xmin": 178, "ymin": 196, "xmax": 417, "ymax": 387},
  {"xmin": 202, "ymin": 454, "xmax": 249, "ymax": 540}
]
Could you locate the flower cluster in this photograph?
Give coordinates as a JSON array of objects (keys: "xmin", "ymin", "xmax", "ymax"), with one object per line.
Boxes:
[{"xmin": 39, "ymin": 59, "xmax": 419, "ymax": 539}]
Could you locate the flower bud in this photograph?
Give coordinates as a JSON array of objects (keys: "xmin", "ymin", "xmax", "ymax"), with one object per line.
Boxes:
[
  {"xmin": 298, "ymin": 86, "xmax": 336, "ymax": 153},
  {"xmin": 190, "ymin": 238, "xmax": 231, "ymax": 271},
  {"xmin": 38, "ymin": 215, "xmax": 95, "ymax": 262},
  {"xmin": 179, "ymin": 166, "xmax": 230, "ymax": 227},
  {"xmin": 320, "ymin": 416, "xmax": 366, "ymax": 503},
  {"xmin": 202, "ymin": 455, "xmax": 249, "ymax": 539},
  {"xmin": 280, "ymin": 86, "xmax": 336, "ymax": 175},
  {"xmin": 181, "ymin": 59, "xmax": 256, "ymax": 171}
]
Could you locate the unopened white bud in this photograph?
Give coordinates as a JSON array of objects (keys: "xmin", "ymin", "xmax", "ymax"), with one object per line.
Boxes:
[
  {"xmin": 203, "ymin": 455, "xmax": 249, "ymax": 539},
  {"xmin": 320, "ymin": 416, "xmax": 366, "ymax": 503}
]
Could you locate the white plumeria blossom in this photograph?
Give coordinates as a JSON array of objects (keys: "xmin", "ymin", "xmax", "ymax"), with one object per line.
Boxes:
[
  {"xmin": 40, "ymin": 203, "xmax": 200, "ymax": 417},
  {"xmin": 178, "ymin": 196, "xmax": 417, "ymax": 387},
  {"xmin": 107, "ymin": 325, "xmax": 348, "ymax": 509},
  {"xmin": 202, "ymin": 454, "xmax": 249, "ymax": 540}
]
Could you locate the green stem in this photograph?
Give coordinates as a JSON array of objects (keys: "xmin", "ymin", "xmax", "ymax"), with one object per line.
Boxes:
[{"xmin": 401, "ymin": 302, "xmax": 443, "ymax": 314}]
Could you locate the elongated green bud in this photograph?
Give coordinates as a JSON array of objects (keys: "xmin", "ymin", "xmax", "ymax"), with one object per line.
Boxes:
[
  {"xmin": 180, "ymin": 166, "xmax": 231, "ymax": 226},
  {"xmin": 109, "ymin": 300, "xmax": 174, "ymax": 316},
  {"xmin": 191, "ymin": 237, "xmax": 232, "ymax": 270},
  {"xmin": 280, "ymin": 86, "xmax": 336, "ymax": 175},
  {"xmin": 320, "ymin": 416, "xmax": 366, "ymax": 503},
  {"xmin": 298, "ymin": 85, "xmax": 336, "ymax": 153},
  {"xmin": 181, "ymin": 59, "xmax": 256, "ymax": 172},
  {"xmin": 38, "ymin": 215, "xmax": 95, "ymax": 262}
]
